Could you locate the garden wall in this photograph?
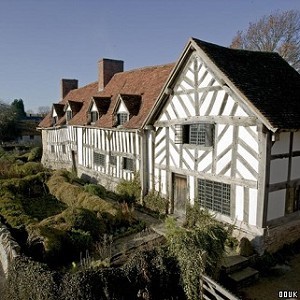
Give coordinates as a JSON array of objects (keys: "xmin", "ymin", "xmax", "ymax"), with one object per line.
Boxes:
[{"xmin": 0, "ymin": 222, "xmax": 20, "ymax": 275}]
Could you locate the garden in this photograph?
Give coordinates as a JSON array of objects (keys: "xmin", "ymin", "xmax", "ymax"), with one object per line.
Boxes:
[{"xmin": 0, "ymin": 147, "xmax": 232, "ymax": 300}]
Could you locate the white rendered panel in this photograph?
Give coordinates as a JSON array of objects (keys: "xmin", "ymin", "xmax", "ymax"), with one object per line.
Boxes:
[
  {"xmin": 271, "ymin": 132, "xmax": 290, "ymax": 155},
  {"xmin": 217, "ymin": 125, "xmax": 233, "ymax": 156},
  {"xmin": 293, "ymin": 131, "xmax": 300, "ymax": 151},
  {"xmin": 267, "ymin": 190, "xmax": 286, "ymax": 220},
  {"xmin": 173, "ymin": 96, "xmax": 187, "ymax": 118},
  {"xmin": 198, "ymin": 152, "xmax": 213, "ymax": 173},
  {"xmin": 237, "ymin": 144, "xmax": 258, "ymax": 173},
  {"xmin": 189, "ymin": 176, "xmax": 195, "ymax": 205},
  {"xmin": 77, "ymin": 127, "xmax": 83, "ymax": 165},
  {"xmin": 248, "ymin": 188, "xmax": 258, "ymax": 226},
  {"xmin": 161, "ymin": 170, "xmax": 167, "ymax": 195},
  {"xmin": 91, "ymin": 102, "xmax": 97, "ymax": 112},
  {"xmin": 270, "ymin": 159, "xmax": 288, "ymax": 183},
  {"xmin": 221, "ymin": 95, "xmax": 235, "ymax": 116},
  {"xmin": 117, "ymin": 101, "xmax": 128, "ymax": 113},
  {"xmin": 291, "ymin": 156, "xmax": 300, "ymax": 180},
  {"xmin": 216, "ymin": 150, "xmax": 232, "ymax": 174},
  {"xmin": 237, "ymin": 160, "xmax": 256, "ymax": 181},
  {"xmin": 234, "ymin": 106, "xmax": 248, "ymax": 117},
  {"xmin": 235, "ymin": 186, "xmax": 244, "ymax": 221}
]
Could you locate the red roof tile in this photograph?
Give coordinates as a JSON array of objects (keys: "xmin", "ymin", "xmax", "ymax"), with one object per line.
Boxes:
[{"xmin": 38, "ymin": 63, "xmax": 174, "ymax": 129}]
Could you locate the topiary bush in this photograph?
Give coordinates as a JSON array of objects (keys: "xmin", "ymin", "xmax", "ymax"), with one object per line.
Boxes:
[
  {"xmin": 27, "ymin": 146, "xmax": 43, "ymax": 162},
  {"xmin": 5, "ymin": 256, "xmax": 60, "ymax": 300},
  {"xmin": 84, "ymin": 184, "xmax": 107, "ymax": 199},
  {"xmin": 115, "ymin": 172, "xmax": 141, "ymax": 204},
  {"xmin": 143, "ymin": 191, "xmax": 169, "ymax": 215}
]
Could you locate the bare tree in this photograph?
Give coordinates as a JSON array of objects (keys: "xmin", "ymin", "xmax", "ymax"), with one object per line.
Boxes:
[
  {"xmin": 38, "ymin": 106, "xmax": 50, "ymax": 116},
  {"xmin": 231, "ymin": 10, "xmax": 300, "ymax": 71}
]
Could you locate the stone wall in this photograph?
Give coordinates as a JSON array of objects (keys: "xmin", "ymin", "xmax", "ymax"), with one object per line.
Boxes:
[
  {"xmin": 263, "ymin": 218, "xmax": 300, "ymax": 253},
  {"xmin": 0, "ymin": 222, "xmax": 20, "ymax": 276}
]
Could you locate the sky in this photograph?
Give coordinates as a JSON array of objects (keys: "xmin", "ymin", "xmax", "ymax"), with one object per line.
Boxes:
[{"xmin": 1, "ymin": 0, "xmax": 300, "ymax": 112}]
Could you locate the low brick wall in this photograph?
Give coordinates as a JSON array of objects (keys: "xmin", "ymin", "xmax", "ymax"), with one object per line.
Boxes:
[
  {"xmin": 263, "ymin": 218, "xmax": 300, "ymax": 253},
  {"xmin": 0, "ymin": 223, "xmax": 20, "ymax": 276}
]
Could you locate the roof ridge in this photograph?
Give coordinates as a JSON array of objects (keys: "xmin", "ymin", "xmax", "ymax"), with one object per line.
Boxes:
[{"xmin": 115, "ymin": 62, "xmax": 175, "ymax": 75}]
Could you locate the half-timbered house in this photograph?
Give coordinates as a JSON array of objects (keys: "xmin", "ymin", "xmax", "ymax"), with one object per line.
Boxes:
[
  {"xmin": 39, "ymin": 38, "xmax": 300, "ymax": 253},
  {"xmin": 38, "ymin": 59, "xmax": 174, "ymax": 192},
  {"xmin": 144, "ymin": 38, "xmax": 300, "ymax": 253}
]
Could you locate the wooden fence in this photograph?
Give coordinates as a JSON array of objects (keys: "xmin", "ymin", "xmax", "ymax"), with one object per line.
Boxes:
[{"xmin": 200, "ymin": 274, "xmax": 239, "ymax": 300}]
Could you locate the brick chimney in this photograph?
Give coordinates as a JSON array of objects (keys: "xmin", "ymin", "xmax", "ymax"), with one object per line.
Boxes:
[
  {"xmin": 61, "ymin": 79, "xmax": 78, "ymax": 99},
  {"xmin": 98, "ymin": 59, "xmax": 124, "ymax": 91}
]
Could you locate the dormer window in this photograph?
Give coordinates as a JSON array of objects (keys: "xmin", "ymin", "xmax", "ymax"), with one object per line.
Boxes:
[
  {"xmin": 117, "ymin": 113, "xmax": 129, "ymax": 125},
  {"xmin": 87, "ymin": 97, "xmax": 111, "ymax": 125},
  {"xmin": 66, "ymin": 111, "xmax": 73, "ymax": 122},
  {"xmin": 52, "ymin": 103, "xmax": 65, "ymax": 126},
  {"xmin": 91, "ymin": 111, "xmax": 99, "ymax": 123},
  {"xmin": 64, "ymin": 100, "xmax": 83, "ymax": 124},
  {"xmin": 113, "ymin": 94, "xmax": 141, "ymax": 127}
]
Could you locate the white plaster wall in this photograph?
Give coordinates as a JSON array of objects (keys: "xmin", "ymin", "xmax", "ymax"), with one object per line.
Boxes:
[
  {"xmin": 235, "ymin": 186, "xmax": 244, "ymax": 221},
  {"xmin": 267, "ymin": 190, "xmax": 286, "ymax": 220},
  {"xmin": 189, "ymin": 175, "xmax": 195, "ymax": 205},
  {"xmin": 291, "ymin": 156, "xmax": 300, "ymax": 180},
  {"xmin": 271, "ymin": 132, "xmax": 290, "ymax": 155},
  {"xmin": 117, "ymin": 101, "xmax": 128, "ymax": 113},
  {"xmin": 91, "ymin": 102, "xmax": 97, "ymax": 112},
  {"xmin": 77, "ymin": 127, "xmax": 83, "ymax": 165},
  {"xmin": 269, "ymin": 159, "xmax": 288, "ymax": 183},
  {"xmin": 293, "ymin": 131, "xmax": 300, "ymax": 151},
  {"xmin": 248, "ymin": 188, "xmax": 258, "ymax": 226}
]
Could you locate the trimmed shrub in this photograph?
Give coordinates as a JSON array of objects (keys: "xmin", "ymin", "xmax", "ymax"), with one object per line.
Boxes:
[
  {"xmin": 116, "ymin": 172, "xmax": 141, "ymax": 204},
  {"xmin": 5, "ymin": 256, "xmax": 60, "ymax": 300},
  {"xmin": 62, "ymin": 207, "xmax": 106, "ymax": 239},
  {"xmin": 46, "ymin": 170, "xmax": 117, "ymax": 216},
  {"xmin": 123, "ymin": 247, "xmax": 184, "ymax": 300},
  {"xmin": 143, "ymin": 191, "xmax": 169, "ymax": 215},
  {"xmin": 59, "ymin": 268, "xmax": 133, "ymax": 300},
  {"xmin": 84, "ymin": 184, "xmax": 107, "ymax": 198},
  {"xmin": 27, "ymin": 146, "xmax": 43, "ymax": 162}
]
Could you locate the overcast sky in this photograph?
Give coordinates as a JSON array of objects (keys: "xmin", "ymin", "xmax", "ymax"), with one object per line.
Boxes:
[{"xmin": 1, "ymin": 0, "xmax": 300, "ymax": 112}]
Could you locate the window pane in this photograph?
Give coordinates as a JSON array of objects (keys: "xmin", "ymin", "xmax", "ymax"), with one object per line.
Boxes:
[
  {"xmin": 123, "ymin": 157, "xmax": 134, "ymax": 171},
  {"xmin": 118, "ymin": 113, "xmax": 128, "ymax": 125},
  {"xmin": 109, "ymin": 155, "xmax": 116, "ymax": 165},
  {"xmin": 91, "ymin": 111, "xmax": 98, "ymax": 123},
  {"xmin": 189, "ymin": 124, "xmax": 206, "ymax": 145},
  {"xmin": 94, "ymin": 152, "xmax": 105, "ymax": 167},
  {"xmin": 198, "ymin": 179, "xmax": 230, "ymax": 216}
]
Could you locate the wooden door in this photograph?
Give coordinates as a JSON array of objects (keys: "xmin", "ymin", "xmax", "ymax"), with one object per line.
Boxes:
[{"xmin": 173, "ymin": 174, "xmax": 187, "ymax": 216}]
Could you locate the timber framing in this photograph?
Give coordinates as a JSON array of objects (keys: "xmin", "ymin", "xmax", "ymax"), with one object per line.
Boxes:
[{"xmin": 39, "ymin": 37, "xmax": 300, "ymax": 254}]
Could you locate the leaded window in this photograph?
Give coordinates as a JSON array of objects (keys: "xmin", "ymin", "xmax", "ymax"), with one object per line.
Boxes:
[
  {"xmin": 198, "ymin": 179, "xmax": 230, "ymax": 216},
  {"xmin": 109, "ymin": 155, "xmax": 116, "ymax": 166},
  {"xmin": 50, "ymin": 145, "xmax": 55, "ymax": 153},
  {"xmin": 175, "ymin": 123, "xmax": 214, "ymax": 146},
  {"xmin": 91, "ymin": 111, "xmax": 98, "ymax": 123},
  {"xmin": 66, "ymin": 111, "xmax": 72, "ymax": 122},
  {"xmin": 94, "ymin": 152, "xmax": 106, "ymax": 167},
  {"xmin": 117, "ymin": 113, "xmax": 128, "ymax": 125},
  {"xmin": 62, "ymin": 144, "xmax": 66, "ymax": 154},
  {"xmin": 123, "ymin": 157, "xmax": 134, "ymax": 171}
]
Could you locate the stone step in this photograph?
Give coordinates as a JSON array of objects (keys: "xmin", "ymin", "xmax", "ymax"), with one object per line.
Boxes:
[
  {"xmin": 222, "ymin": 255, "xmax": 249, "ymax": 274},
  {"xmin": 227, "ymin": 266, "xmax": 259, "ymax": 289}
]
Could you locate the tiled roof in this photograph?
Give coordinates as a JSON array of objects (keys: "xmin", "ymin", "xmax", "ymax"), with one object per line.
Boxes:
[
  {"xmin": 193, "ymin": 38, "xmax": 300, "ymax": 129},
  {"xmin": 96, "ymin": 64, "xmax": 174, "ymax": 128},
  {"xmin": 93, "ymin": 97, "xmax": 111, "ymax": 115},
  {"xmin": 38, "ymin": 64, "xmax": 174, "ymax": 129},
  {"xmin": 119, "ymin": 94, "xmax": 141, "ymax": 116}
]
